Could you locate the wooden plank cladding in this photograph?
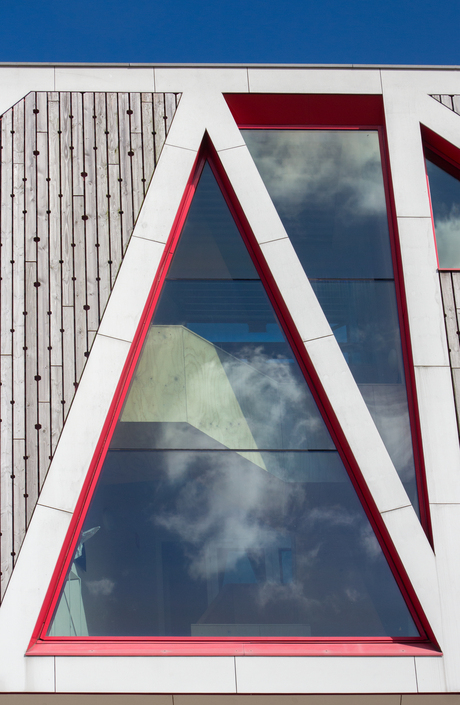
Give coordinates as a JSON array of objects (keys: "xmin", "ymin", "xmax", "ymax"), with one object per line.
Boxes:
[
  {"xmin": 440, "ymin": 272, "xmax": 460, "ymax": 429},
  {"xmin": 0, "ymin": 91, "xmax": 181, "ymax": 599},
  {"xmin": 431, "ymin": 93, "xmax": 460, "ymax": 116}
]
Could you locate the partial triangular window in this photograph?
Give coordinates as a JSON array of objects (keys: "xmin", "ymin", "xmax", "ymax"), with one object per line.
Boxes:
[
  {"xmin": 45, "ymin": 161, "xmax": 419, "ymax": 639},
  {"xmin": 425, "ymin": 149, "xmax": 460, "ymax": 268},
  {"xmin": 243, "ymin": 130, "xmax": 422, "ymax": 516}
]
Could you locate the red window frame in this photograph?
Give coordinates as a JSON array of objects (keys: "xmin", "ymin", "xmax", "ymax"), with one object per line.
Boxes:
[
  {"xmin": 28, "ymin": 114, "xmax": 439, "ymax": 657},
  {"xmin": 422, "ymin": 125, "xmax": 460, "ymax": 271}
]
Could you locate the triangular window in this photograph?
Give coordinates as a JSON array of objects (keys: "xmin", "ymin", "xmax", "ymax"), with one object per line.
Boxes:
[{"xmin": 43, "ymin": 159, "xmax": 420, "ymax": 640}]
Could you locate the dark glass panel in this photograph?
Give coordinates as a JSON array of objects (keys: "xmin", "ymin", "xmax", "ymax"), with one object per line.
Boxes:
[
  {"xmin": 48, "ymin": 161, "xmax": 419, "ymax": 638},
  {"xmin": 243, "ymin": 129, "xmax": 419, "ymax": 516},
  {"xmin": 50, "ymin": 450, "xmax": 418, "ymax": 637},
  {"xmin": 168, "ymin": 163, "xmax": 259, "ymax": 280},
  {"xmin": 311, "ymin": 279, "xmax": 417, "ymax": 506},
  {"xmin": 242, "ymin": 130, "xmax": 393, "ymax": 279},
  {"xmin": 426, "ymin": 157, "xmax": 460, "ymax": 268}
]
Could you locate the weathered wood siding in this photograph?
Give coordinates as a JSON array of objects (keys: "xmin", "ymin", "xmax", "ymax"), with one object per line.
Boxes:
[
  {"xmin": 0, "ymin": 91, "xmax": 181, "ymax": 598},
  {"xmin": 431, "ymin": 94, "xmax": 460, "ymax": 116}
]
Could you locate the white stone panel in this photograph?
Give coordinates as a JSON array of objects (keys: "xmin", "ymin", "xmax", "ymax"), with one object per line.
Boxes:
[
  {"xmin": 54, "ymin": 67, "xmax": 154, "ymax": 92},
  {"xmin": 55, "ymin": 656, "xmax": 236, "ymax": 693},
  {"xmin": 381, "ymin": 69, "xmax": 460, "ymax": 97},
  {"xmin": 25, "ymin": 656, "xmax": 55, "ymax": 692},
  {"xmin": 415, "ymin": 656, "xmax": 446, "ymax": 693},
  {"xmin": 0, "ymin": 504, "xmax": 70, "ymax": 691},
  {"xmin": 382, "ymin": 505, "xmax": 442, "ymax": 645},
  {"xmin": 260, "ymin": 238, "xmax": 333, "ymax": 342},
  {"xmin": 248, "ymin": 68, "xmax": 382, "ymax": 94},
  {"xmin": 383, "ymin": 105, "xmax": 431, "ymax": 218},
  {"xmin": 397, "ymin": 217, "xmax": 449, "ymax": 367},
  {"xmin": 165, "ymin": 90, "xmax": 246, "ymax": 153},
  {"xmin": 97, "ymin": 237, "xmax": 165, "ymax": 344},
  {"xmin": 429, "ymin": 503, "xmax": 460, "ymax": 692},
  {"xmin": 414, "ymin": 365, "xmax": 460, "ymax": 504},
  {"xmin": 217, "ymin": 145, "xmax": 293, "ymax": 245},
  {"xmin": 37, "ymin": 335, "xmax": 130, "ymax": 514},
  {"xmin": 0, "ymin": 67, "xmax": 54, "ymax": 115},
  {"xmin": 235, "ymin": 656, "xmax": 417, "ymax": 693},
  {"xmin": 135, "ymin": 143, "xmax": 199, "ymax": 243},
  {"xmin": 154, "ymin": 67, "xmax": 249, "ymax": 94}
]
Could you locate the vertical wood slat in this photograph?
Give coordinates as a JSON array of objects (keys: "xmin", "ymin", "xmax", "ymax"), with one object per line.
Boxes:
[
  {"xmin": 13, "ymin": 438, "xmax": 26, "ymax": 561},
  {"xmin": 83, "ymin": 92, "xmax": 99, "ymax": 339},
  {"xmin": 1, "ymin": 355, "xmax": 13, "ymax": 595},
  {"xmin": 72, "ymin": 195, "xmax": 86, "ymax": 385},
  {"xmin": 130, "ymin": 91, "xmax": 144, "ymax": 221},
  {"xmin": 106, "ymin": 93, "xmax": 119, "ymax": 166},
  {"xmin": 60, "ymin": 93, "xmax": 73, "ymax": 309},
  {"xmin": 108, "ymin": 163, "xmax": 122, "ymax": 289},
  {"xmin": 440, "ymin": 94, "xmax": 454, "ymax": 110},
  {"xmin": 61, "ymin": 305, "xmax": 75, "ymax": 425},
  {"xmin": 12, "ymin": 143, "xmax": 27, "ymax": 561},
  {"xmin": 440, "ymin": 272, "xmax": 460, "ymax": 367},
  {"xmin": 70, "ymin": 94, "xmax": 86, "ymax": 388},
  {"xmin": 24, "ymin": 93, "xmax": 37, "ymax": 263},
  {"xmin": 24, "ymin": 260, "xmax": 38, "ymax": 526},
  {"xmin": 94, "ymin": 93, "xmax": 110, "ymax": 320},
  {"xmin": 48, "ymin": 99, "xmax": 62, "ymax": 365},
  {"xmin": 452, "ymin": 95, "xmax": 460, "ymax": 116},
  {"xmin": 35, "ymin": 92, "xmax": 48, "ymax": 133},
  {"xmin": 38, "ymin": 400, "xmax": 50, "ymax": 491},
  {"xmin": 50, "ymin": 364, "xmax": 63, "ymax": 456},
  {"xmin": 106, "ymin": 93, "xmax": 121, "ymax": 288},
  {"xmin": 1, "ymin": 109, "xmax": 13, "ymax": 357},
  {"xmin": 141, "ymin": 95, "xmax": 154, "ymax": 196},
  {"xmin": 23, "ymin": 95, "xmax": 40, "ymax": 526},
  {"xmin": 129, "ymin": 93, "xmax": 143, "ymax": 134},
  {"xmin": 118, "ymin": 93, "xmax": 133, "ymax": 255},
  {"xmin": 131, "ymin": 131, "xmax": 144, "ymax": 223},
  {"xmin": 71, "ymin": 93, "xmax": 84, "ymax": 197},
  {"xmin": 12, "ymin": 103, "xmax": 25, "ymax": 443},
  {"xmin": 12, "ymin": 100, "xmax": 27, "ymax": 563},
  {"xmin": 36, "ymin": 127, "xmax": 51, "ymax": 491},
  {"xmin": 164, "ymin": 93, "xmax": 177, "ymax": 136},
  {"xmin": 0, "ymin": 104, "xmax": 14, "ymax": 596},
  {"xmin": 153, "ymin": 93, "xmax": 166, "ymax": 167},
  {"xmin": 36, "ymin": 130, "xmax": 50, "ymax": 405}
]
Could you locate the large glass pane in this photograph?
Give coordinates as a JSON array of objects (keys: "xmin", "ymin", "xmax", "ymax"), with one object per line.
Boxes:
[
  {"xmin": 48, "ymin": 162, "xmax": 419, "ymax": 638},
  {"xmin": 426, "ymin": 156, "xmax": 460, "ymax": 268},
  {"xmin": 243, "ymin": 129, "xmax": 419, "ymax": 513},
  {"xmin": 242, "ymin": 130, "xmax": 393, "ymax": 279}
]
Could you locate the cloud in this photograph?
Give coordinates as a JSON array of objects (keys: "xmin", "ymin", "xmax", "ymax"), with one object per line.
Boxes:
[
  {"xmin": 243, "ymin": 130, "xmax": 387, "ymax": 222},
  {"xmin": 86, "ymin": 578, "xmax": 115, "ymax": 596}
]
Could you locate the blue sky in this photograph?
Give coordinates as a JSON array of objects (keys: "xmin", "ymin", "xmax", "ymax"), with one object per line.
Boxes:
[{"xmin": 0, "ymin": 0, "xmax": 459, "ymax": 65}]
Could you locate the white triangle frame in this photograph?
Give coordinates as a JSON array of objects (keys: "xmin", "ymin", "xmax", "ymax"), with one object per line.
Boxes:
[{"xmin": 0, "ymin": 80, "xmax": 458, "ymax": 692}]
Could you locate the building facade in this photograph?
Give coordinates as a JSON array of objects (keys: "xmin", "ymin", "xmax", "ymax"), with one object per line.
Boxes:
[{"xmin": 0, "ymin": 64, "xmax": 459, "ymax": 703}]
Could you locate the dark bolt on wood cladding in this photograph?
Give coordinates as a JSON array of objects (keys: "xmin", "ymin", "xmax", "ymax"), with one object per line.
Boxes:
[{"xmin": 0, "ymin": 91, "xmax": 181, "ymax": 600}]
